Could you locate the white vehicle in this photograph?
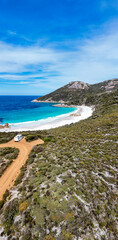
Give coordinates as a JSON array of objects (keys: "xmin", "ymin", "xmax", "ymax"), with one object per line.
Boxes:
[{"xmin": 14, "ymin": 134, "xmax": 23, "ymax": 142}]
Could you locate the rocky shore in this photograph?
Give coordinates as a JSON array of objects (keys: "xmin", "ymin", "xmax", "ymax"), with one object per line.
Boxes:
[
  {"xmin": 32, "ymin": 99, "xmax": 67, "ymax": 104},
  {"xmin": 32, "ymin": 99, "xmax": 78, "ymax": 109},
  {"xmin": 0, "ymin": 123, "xmax": 9, "ymax": 129},
  {"xmin": 53, "ymin": 103, "xmax": 76, "ymax": 108}
]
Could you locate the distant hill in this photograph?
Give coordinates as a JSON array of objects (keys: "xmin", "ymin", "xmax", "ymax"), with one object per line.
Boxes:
[{"xmin": 35, "ymin": 79, "xmax": 118, "ymax": 105}]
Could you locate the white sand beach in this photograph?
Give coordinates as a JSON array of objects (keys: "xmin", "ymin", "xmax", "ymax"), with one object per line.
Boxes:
[{"xmin": 0, "ymin": 106, "xmax": 93, "ymax": 132}]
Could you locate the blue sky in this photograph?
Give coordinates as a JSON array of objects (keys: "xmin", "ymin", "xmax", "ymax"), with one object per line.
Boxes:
[{"xmin": 0, "ymin": 0, "xmax": 118, "ymax": 95}]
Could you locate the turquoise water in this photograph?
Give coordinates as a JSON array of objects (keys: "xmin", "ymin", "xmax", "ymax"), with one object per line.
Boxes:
[{"xmin": 0, "ymin": 96, "xmax": 76, "ymax": 124}]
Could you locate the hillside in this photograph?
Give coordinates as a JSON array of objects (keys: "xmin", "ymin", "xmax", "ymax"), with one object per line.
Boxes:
[
  {"xmin": 0, "ymin": 87, "xmax": 118, "ymax": 239},
  {"xmin": 35, "ymin": 79, "xmax": 118, "ymax": 105}
]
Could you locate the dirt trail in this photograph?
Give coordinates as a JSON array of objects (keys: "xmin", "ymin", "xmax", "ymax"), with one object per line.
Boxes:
[{"xmin": 0, "ymin": 138, "xmax": 44, "ymax": 200}]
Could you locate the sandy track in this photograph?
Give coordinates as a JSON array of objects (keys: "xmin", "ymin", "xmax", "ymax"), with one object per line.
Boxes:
[{"xmin": 0, "ymin": 138, "xmax": 44, "ymax": 200}]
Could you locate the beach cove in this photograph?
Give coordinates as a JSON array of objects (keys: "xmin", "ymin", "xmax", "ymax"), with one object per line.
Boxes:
[
  {"xmin": 0, "ymin": 96, "xmax": 94, "ymax": 132},
  {"xmin": 0, "ymin": 105, "xmax": 93, "ymax": 132}
]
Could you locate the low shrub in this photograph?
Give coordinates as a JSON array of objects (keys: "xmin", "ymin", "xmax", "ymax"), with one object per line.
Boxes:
[{"xmin": 19, "ymin": 201, "xmax": 28, "ymax": 212}]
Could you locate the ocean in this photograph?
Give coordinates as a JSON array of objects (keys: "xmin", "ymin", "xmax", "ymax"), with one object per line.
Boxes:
[{"xmin": 0, "ymin": 96, "xmax": 76, "ymax": 125}]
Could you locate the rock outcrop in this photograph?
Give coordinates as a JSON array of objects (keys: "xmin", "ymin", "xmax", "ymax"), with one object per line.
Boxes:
[
  {"xmin": 4, "ymin": 123, "xmax": 9, "ymax": 128},
  {"xmin": 0, "ymin": 123, "xmax": 10, "ymax": 129},
  {"xmin": 68, "ymin": 81, "xmax": 89, "ymax": 90}
]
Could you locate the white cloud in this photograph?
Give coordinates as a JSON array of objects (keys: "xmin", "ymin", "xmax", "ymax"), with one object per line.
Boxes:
[
  {"xmin": 0, "ymin": 26, "xmax": 118, "ymax": 92},
  {"xmin": 0, "ymin": 42, "xmax": 60, "ymax": 73}
]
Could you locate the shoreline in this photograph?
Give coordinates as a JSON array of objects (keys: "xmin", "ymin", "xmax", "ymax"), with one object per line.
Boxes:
[
  {"xmin": 53, "ymin": 103, "xmax": 77, "ymax": 108},
  {"xmin": 32, "ymin": 99, "xmax": 67, "ymax": 104},
  {"xmin": 0, "ymin": 105, "xmax": 94, "ymax": 132}
]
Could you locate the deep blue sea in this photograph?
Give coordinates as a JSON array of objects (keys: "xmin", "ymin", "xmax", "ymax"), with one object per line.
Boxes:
[{"xmin": 0, "ymin": 96, "xmax": 76, "ymax": 124}]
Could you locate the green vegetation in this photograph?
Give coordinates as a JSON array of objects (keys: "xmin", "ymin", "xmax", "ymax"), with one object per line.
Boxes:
[
  {"xmin": 3, "ymin": 199, "xmax": 19, "ymax": 235},
  {"xmin": 0, "ymin": 190, "xmax": 9, "ymax": 210},
  {"xmin": 23, "ymin": 130, "xmax": 47, "ymax": 142},
  {"xmin": 0, "ymin": 132, "xmax": 16, "ymax": 143},
  {"xmin": 0, "ymin": 87, "xmax": 118, "ymax": 239},
  {"xmin": 0, "ymin": 147, "xmax": 19, "ymax": 176}
]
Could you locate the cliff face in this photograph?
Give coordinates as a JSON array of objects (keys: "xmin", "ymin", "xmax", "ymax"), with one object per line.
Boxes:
[{"xmin": 35, "ymin": 79, "xmax": 118, "ymax": 105}]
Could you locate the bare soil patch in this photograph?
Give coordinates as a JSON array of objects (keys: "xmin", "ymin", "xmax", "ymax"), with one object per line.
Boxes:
[{"xmin": 0, "ymin": 138, "xmax": 44, "ymax": 200}]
